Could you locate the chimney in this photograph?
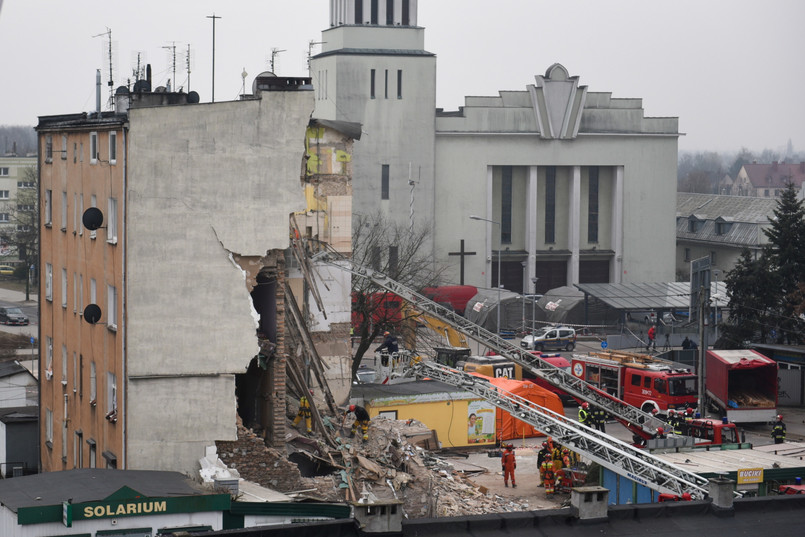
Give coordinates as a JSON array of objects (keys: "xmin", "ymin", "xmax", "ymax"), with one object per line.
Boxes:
[
  {"xmin": 147, "ymin": 64, "xmax": 152, "ymax": 88},
  {"xmin": 96, "ymin": 69, "xmax": 102, "ymax": 115},
  {"xmin": 708, "ymin": 477, "xmax": 735, "ymax": 512},
  {"xmin": 570, "ymin": 486, "xmax": 609, "ymax": 521}
]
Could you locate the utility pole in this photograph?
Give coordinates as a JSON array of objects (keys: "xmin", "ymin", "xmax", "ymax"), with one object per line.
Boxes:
[{"xmin": 207, "ymin": 13, "xmax": 221, "ymax": 102}]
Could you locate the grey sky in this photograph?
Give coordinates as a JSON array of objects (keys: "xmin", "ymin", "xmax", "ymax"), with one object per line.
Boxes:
[{"xmin": 1, "ymin": 0, "xmax": 803, "ymax": 152}]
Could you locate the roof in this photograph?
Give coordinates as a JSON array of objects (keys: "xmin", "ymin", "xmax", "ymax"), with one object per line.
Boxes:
[
  {"xmin": 657, "ymin": 447, "xmax": 803, "ymax": 475},
  {"xmin": 574, "ymin": 282, "xmax": 725, "ymax": 311},
  {"xmin": 0, "ymin": 406, "xmax": 37, "ymax": 424},
  {"xmin": 310, "ymin": 118, "xmax": 363, "ymax": 140},
  {"xmin": 0, "ymin": 469, "xmax": 211, "ymax": 512},
  {"xmin": 677, "ymin": 192, "xmax": 778, "ymax": 223},
  {"xmin": 0, "ymin": 360, "xmax": 31, "ymax": 379},
  {"xmin": 742, "ymin": 162, "xmax": 805, "ymax": 189},
  {"xmin": 352, "ymin": 379, "xmax": 474, "ymax": 401}
]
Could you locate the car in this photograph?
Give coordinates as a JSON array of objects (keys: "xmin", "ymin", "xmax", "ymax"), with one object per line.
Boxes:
[
  {"xmin": 0, "ymin": 265, "xmax": 14, "ymax": 276},
  {"xmin": 520, "ymin": 326, "xmax": 576, "ymax": 352},
  {"xmin": 355, "ymin": 366, "xmax": 376, "ymax": 384},
  {"xmin": 0, "ymin": 306, "xmax": 28, "ymax": 325}
]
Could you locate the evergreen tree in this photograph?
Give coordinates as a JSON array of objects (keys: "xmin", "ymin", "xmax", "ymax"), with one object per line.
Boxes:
[
  {"xmin": 762, "ymin": 183, "xmax": 805, "ymax": 343},
  {"xmin": 722, "ymin": 249, "xmax": 777, "ymax": 348}
]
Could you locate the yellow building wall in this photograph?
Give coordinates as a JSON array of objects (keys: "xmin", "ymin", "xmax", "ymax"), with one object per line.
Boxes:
[{"xmin": 366, "ymin": 397, "xmax": 496, "ymax": 448}]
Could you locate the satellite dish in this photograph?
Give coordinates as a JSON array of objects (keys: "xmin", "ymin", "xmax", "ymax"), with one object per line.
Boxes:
[
  {"xmin": 83, "ymin": 304, "xmax": 102, "ymax": 324},
  {"xmin": 187, "ymin": 91, "xmax": 200, "ymax": 103},
  {"xmin": 133, "ymin": 79, "xmax": 151, "ymax": 93},
  {"xmin": 82, "ymin": 207, "xmax": 104, "ymax": 230},
  {"xmin": 154, "ymin": 86, "xmax": 166, "ymax": 93},
  {"xmin": 115, "ymin": 85, "xmax": 129, "ymax": 95}
]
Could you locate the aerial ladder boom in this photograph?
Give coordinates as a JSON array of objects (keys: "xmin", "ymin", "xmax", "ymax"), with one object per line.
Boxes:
[
  {"xmin": 312, "ymin": 249, "xmax": 665, "ymax": 437},
  {"xmin": 415, "ymin": 361, "xmax": 736, "ymax": 499}
]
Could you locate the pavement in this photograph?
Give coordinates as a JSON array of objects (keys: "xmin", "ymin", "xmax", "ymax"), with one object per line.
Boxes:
[{"xmin": 0, "ymin": 285, "xmax": 38, "ymax": 338}]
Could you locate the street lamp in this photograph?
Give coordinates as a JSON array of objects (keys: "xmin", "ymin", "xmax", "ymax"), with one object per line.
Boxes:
[
  {"xmin": 531, "ymin": 277, "xmax": 539, "ymax": 339},
  {"xmin": 470, "ymin": 215, "xmax": 502, "ymax": 337},
  {"xmin": 712, "ymin": 269, "xmax": 722, "ymax": 342}
]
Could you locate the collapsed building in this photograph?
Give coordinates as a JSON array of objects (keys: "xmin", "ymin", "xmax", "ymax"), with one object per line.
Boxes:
[{"xmin": 37, "ymin": 71, "xmax": 355, "ymax": 475}]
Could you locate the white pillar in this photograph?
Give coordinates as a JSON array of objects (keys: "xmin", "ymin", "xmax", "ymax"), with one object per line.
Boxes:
[
  {"xmin": 611, "ymin": 166, "xmax": 624, "ymax": 283},
  {"xmin": 526, "ymin": 166, "xmax": 538, "ymax": 290},
  {"xmin": 484, "ymin": 166, "xmax": 494, "ymax": 288},
  {"xmin": 568, "ymin": 166, "xmax": 581, "ymax": 285},
  {"xmin": 379, "ymin": 0, "xmax": 387, "ymax": 25},
  {"xmin": 410, "ymin": 0, "xmax": 418, "ymax": 26}
]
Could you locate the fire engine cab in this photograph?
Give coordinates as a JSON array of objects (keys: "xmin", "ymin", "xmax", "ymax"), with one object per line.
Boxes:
[{"xmin": 570, "ymin": 351, "xmax": 698, "ymax": 414}]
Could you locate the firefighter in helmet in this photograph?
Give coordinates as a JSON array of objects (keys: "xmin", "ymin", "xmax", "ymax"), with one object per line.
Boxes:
[
  {"xmin": 772, "ymin": 414, "xmax": 786, "ymax": 444},
  {"xmin": 346, "ymin": 404, "xmax": 371, "ymax": 441},
  {"xmin": 578, "ymin": 402, "xmax": 592, "ymax": 427}
]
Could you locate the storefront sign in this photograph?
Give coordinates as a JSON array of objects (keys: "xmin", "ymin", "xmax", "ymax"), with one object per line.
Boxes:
[{"xmin": 737, "ymin": 468, "xmax": 764, "ymax": 485}]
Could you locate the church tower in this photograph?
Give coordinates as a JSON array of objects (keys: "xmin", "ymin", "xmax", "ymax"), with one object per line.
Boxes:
[{"xmin": 311, "ymin": 0, "xmax": 436, "ymax": 240}]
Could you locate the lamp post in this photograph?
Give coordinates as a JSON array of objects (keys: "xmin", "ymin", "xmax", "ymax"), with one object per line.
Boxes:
[
  {"xmin": 470, "ymin": 215, "xmax": 502, "ymax": 337},
  {"xmin": 531, "ymin": 277, "xmax": 539, "ymax": 338},
  {"xmin": 712, "ymin": 269, "xmax": 722, "ymax": 342}
]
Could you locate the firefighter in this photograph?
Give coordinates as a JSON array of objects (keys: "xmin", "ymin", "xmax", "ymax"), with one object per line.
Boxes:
[
  {"xmin": 655, "ymin": 427, "xmax": 667, "ymax": 439},
  {"xmin": 542, "ymin": 460, "xmax": 556, "ymax": 495},
  {"xmin": 578, "ymin": 402, "xmax": 592, "ymax": 427},
  {"xmin": 593, "ymin": 405, "xmax": 607, "ymax": 433},
  {"xmin": 668, "ymin": 409, "xmax": 683, "ymax": 435},
  {"xmin": 561, "ymin": 447, "xmax": 574, "ymax": 469},
  {"xmin": 347, "ymin": 404, "xmax": 371, "ymax": 441},
  {"xmin": 501, "ymin": 443, "xmax": 517, "ymax": 488},
  {"xmin": 772, "ymin": 414, "xmax": 786, "ymax": 444},
  {"xmin": 292, "ymin": 395, "xmax": 312, "ymax": 433},
  {"xmin": 537, "ymin": 442, "xmax": 550, "ymax": 486}
]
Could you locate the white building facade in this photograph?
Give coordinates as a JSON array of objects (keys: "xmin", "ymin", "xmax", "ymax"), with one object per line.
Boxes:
[{"xmin": 312, "ymin": 1, "xmax": 679, "ymax": 294}]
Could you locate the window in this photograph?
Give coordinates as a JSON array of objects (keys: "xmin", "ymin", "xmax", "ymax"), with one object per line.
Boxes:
[
  {"xmin": 61, "ymin": 191, "xmax": 67, "ymax": 230},
  {"xmin": 46, "ymin": 335, "xmax": 53, "ymax": 372},
  {"xmin": 370, "ymin": 69, "xmax": 376, "ymax": 99},
  {"xmin": 73, "ymin": 273, "xmax": 78, "ymax": 312},
  {"xmin": 710, "ymin": 251, "xmax": 717, "ymax": 264},
  {"xmin": 688, "ymin": 219, "xmax": 700, "ymax": 233},
  {"xmin": 73, "ymin": 142, "xmax": 77, "ymax": 163},
  {"xmin": 402, "ymin": 0, "xmax": 410, "ymax": 24},
  {"xmin": 716, "ymin": 221, "xmax": 732, "ymax": 235},
  {"xmin": 45, "ymin": 135, "xmax": 53, "ymax": 162},
  {"xmin": 684, "ymin": 248, "xmax": 690, "ymax": 262},
  {"xmin": 588, "ymin": 167, "xmax": 599, "ymax": 243},
  {"xmin": 79, "ymin": 142, "xmax": 83, "ymax": 162},
  {"xmin": 501, "ymin": 166, "xmax": 512, "ymax": 244},
  {"xmin": 16, "ymin": 204, "xmax": 33, "ymax": 211},
  {"xmin": 643, "ymin": 376, "xmax": 651, "ymax": 389},
  {"xmin": 0, "ymin": 190, "xmax": 9, "ymax": 200},
  {"xmin": 79, "ymin": 193, "xmax": 84, "ymax": 235},
  {"xmin": 107, "ymin": 284, "xmax": 117, "ymax": 329},
  {"xmin": 654, "ymin": 377, "xmax": 666, "ymax": 394},
  {"xmin": 61, "ymin": 268, "xmax": 68, "ymax": 307},
  {"xmin": 61, "ymin": 135, "xmax": 68, "ymax": 160},
  {"xmin": 90, "ymin": 132, "xmax": 98, "ymax": 163},
  {"xmin": 388, "ymin": 245, "xmax": 398, "ymax": 274},
  {"xmin": 107, "ymin": 372, "xmax": 117, "ymax": 413},
  {"xmin": 17, "ymin": 181, "xmax": 35, "ymax": 188},
  {"xmin": 107, "ymin": 197, "xmax": 117, "ymax": 243},
  {"xmin": 386, "ymin": 0, "xmax": 394, "ymax": 24},
  {"xmin": 545, "ymin": 166, "xmax": 556, "ymax": 243},
  {"xmin": 354, "ymin": 0, "xmax": 362, "ymax": 23},
  {"xmin": 90, "ymin": 278, "xmax": 96, "ymax": 304},
  {"xmin": 397, "ymin": 69, "xmax": 403, "ymax": 99},
  {"xmin": 384, "ymin": 69, "xmax": 388, "ymax": 99},
  {"xmin": 45, "ymin": 263, "xmax": 53, "ymax": 301},
  {"xmin": 79, "ymin": 354, "xmax": 84, "ymax": 397},
  {"xmin": 73, "ymin": 193, "xmax": 78, "ymax": 232},
  {"xmin": 89, "ymin": 194, "xmax": 97, "ymax": 239},
  {"xmin": 44, "ymin": 189, "xmax": 52, "ymax": 225},
  {"xmin": 79, "ymin": 274, "xmax": 84, "ymax": 312},
  {"xmin": 62, "ymin": 344, "xmax": 67, "ymax": 382},
  {"xmin": 46, "ymin": 408, "xmax": 53, "ymax": 446},
  {"xmin": 0, "ymin": 214, "xmax": 8, "ymax": 222},
  {"xmin": 75, "ymin": 431, "xmax": 83, "ymax": 468},
  {"xmin": 88, "ymin": 439, "xmax": 96, "ymax": 468},
  {"xmin": 371, "ymin": 0, "xmax": 378, "ymax": 24},
  {"xmin": 90, "ymin": 362, "xmax": 97, "ymax": 402},
  {"xmin": 73, "ymin": 352, "xmax": 77, "ymax": 392},
  {"xmin": 630, "ymin": 374, "xmax": 641, "ymax": 387},
  {"xmin": 381, "ymin": 164, "xmax": 390, "ymax": 200},
  {"xmin": 109, "ymin": 131, "xmax": 117, "ymax": 164},
  {"xmin": 0, "ymin": 167, "xmax": 7, "ymax": 176}
]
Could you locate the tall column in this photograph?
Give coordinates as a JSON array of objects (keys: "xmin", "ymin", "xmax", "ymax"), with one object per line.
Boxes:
[
  {"xmin": 379, "ymin": 0, "xmax": 387, "ymax": 25},
  {"xmin": 484, "ymin": 165, "xmax": 494, "ymax": 288},
  {"xmin": 525, "ymin": 165, "xmax": 538, "ymax": 290},
  {"xmin": 568, "ymin": 166, "xmax": 581, "ymax": 285},
  {"xmin": 611, "ymin": 166, "xmax": 624, "ymax": 283}
]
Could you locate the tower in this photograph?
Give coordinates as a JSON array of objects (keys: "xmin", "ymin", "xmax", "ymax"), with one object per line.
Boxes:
[{"xmin": 312, "ymin": 0, "xmax": 436, "ymax": 241}]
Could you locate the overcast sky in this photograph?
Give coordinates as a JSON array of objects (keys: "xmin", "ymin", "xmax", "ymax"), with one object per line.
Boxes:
[{"xmin": 1, "ymin": 0, "xmax": 803, "ymax": 153}]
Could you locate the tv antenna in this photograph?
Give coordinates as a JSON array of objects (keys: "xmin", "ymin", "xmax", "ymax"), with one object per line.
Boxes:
[
  {"xmin": 185, "ymin": 43, "xmax": 192, "ymax": 92},
  {"xmin": 162, "ymin": 42, "xmax": 177, "ymax": 92},
  {"xmin": 92, "ymin": 27, "xmax": 115, "ymax": 108},
  {"xmin": 206, "ymin": 13, "xmax": 222, "ymax": 102},
  {"xmin": 270, "ymin": 48, "xmax": 286, "ymax": 73},
  {"xmin": 308, "ymin": 40, "xmax": 326, "ymax": 75}
]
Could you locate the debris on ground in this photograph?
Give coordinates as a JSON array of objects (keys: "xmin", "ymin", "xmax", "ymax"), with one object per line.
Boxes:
[{"xmin": 216, "ymin": 415, "xmax": 540, "ymax": 517}]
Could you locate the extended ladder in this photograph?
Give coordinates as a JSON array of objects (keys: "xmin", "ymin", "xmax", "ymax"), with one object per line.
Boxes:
[
  {"xmin": 313, "ymin": 250, "xmax": 665, "ymax": 437},
  {"xmin": 414, "ymin": 360, "xmax": 719, "ymax": 499}
]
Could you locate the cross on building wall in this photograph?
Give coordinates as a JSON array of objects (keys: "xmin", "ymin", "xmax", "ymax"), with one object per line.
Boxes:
[{"xmin": 448, "ymin": 239, "xmax": 476, "ymax": 285}]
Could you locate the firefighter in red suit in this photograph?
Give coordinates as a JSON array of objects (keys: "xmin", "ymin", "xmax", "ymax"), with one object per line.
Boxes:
[{"xmin": 501, "ymin": 444, "xmax": 517, "ymax": 488}]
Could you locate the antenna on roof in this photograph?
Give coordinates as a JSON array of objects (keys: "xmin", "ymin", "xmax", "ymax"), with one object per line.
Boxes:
[
  {"xmin": 162, "ymin": 42, "xmax": 177, "ymax": 92},
  {"xmin": 308, "ymin": 40, "xmax": 326, "ymax": 75},
  {"xmin": 185, "ymin": 43, "xmax": 192, "ymax": 92},
  {"xmin": 92, "ymin": 27, "xmax": 115, "ymax": 109},
  {"xmin": 270, "ymin": 48, "xmax": 286, "ymax": 74}
]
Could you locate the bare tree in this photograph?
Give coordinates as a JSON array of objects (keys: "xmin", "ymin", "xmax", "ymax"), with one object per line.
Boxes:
[
  {"xmin": 350, "ymin": 212, "xmax": 445, "ymax": 379},
  {"xmin": 0, "ymin": 166, "xmax": 38, "ymax": 298}
]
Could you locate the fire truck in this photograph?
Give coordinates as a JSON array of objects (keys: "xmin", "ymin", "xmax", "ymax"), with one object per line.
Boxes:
[{"xmin": 570, "ymin": 351, "xmax": 698, "ymax": 415}]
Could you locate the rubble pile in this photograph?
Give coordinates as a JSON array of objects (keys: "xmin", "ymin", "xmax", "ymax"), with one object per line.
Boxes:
[{"xmin": 218, "ymin": 416, "xmax": 534, "ymax": 518}]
